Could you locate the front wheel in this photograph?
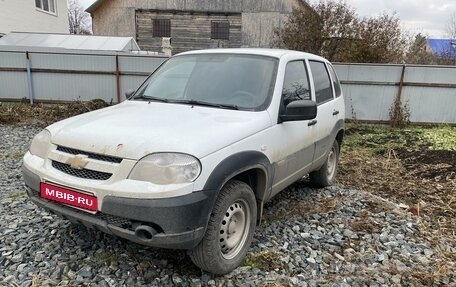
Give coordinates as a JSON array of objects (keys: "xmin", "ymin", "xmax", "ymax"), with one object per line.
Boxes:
[
  {"xmin": 189, "ymin": 180, "xmax": 257, "ymax": 275},
  {"xmin": 310, "ymin": 140, "xmax": 340, "ymax": 187}
]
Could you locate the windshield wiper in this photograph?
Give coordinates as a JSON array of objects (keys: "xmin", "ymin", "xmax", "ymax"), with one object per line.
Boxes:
[
  {"xmin": 134, "ymin": 96, "xmax": 239, "ymax": 110},
  {"xmin": 171, "ymin": 99, "xmax": 239, "ymax": 110},
  {"xmin": 134, "ymin": 95, "xmax": 169, "ymax": 103}
]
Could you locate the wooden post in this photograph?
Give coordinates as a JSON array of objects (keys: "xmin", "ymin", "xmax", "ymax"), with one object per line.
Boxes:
[
  {"xmin": 391, "ymin": 64, "xmax": 407, "ymax": 127},
  {"xmin": 25, "ymin": 51, "xmax": 34, "ymax": 105},
  {"xmin": 397, "ymin": 64, "xmax": 406, "ymax": 102}
]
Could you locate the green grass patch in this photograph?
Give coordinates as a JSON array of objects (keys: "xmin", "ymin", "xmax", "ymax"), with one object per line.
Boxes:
[
  {"xmin": 418, "ymin": 126, "xmax": 456, "ymax": 151},
  {"xmin": 344, "ymin": 124, "xmax": 456, "ymax": 154},
  {"xmin": 8, "ymin": 191, "xmax": 27, "ymax": 200},
  {"xmin": 2, "ymin": 152, "xmax": 25, "ymax": 159}
]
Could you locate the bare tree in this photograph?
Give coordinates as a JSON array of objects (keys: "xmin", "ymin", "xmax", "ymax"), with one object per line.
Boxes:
[
  {"xmin": 439, "ymin": 13, "xmax": 456, "ymax": 65},
  {"xmin": 68, "ymin": 0, "xmax": 92, "ymax": 35},
  {"xmin": 274, "ymin": 0, "xmax": 359, "ymax": 62},
  {"xmin": 446, "ymin": 12, "xmax": 456, "ymax": 38},
  {"xmin": 405, "ymin": 33, "xmax": 437, "ymax": 64},
  {"xmin": 275, "ymin": 0, "xmax": 408, "ymax": 63},
  {"xmin": 353, "ymin": 13, "xmax": 407, "ymax": 63}
]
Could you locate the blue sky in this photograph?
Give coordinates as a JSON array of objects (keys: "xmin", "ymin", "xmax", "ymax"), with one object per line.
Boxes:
[{"xmin": 80, "ymin": 0, "xmax": 455, "ymax": 38}]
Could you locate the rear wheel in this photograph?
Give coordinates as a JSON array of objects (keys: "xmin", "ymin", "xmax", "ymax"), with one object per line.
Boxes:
[
  {"xmin": 310, "ymin": 140, "xmax": 340, "ymax": 187},
  {"xmin": 189, "ymin": 180, "xmax": 257, "ymax": 275}
]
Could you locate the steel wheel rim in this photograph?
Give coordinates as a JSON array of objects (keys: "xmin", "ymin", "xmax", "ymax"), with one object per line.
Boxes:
[
  {"xmin": 219, "ymin": 199, "xmax": 250, "ymax": 260},
  {"xmin": 326, "ymin": 147, "xmax": 337, "ymax": 180}
]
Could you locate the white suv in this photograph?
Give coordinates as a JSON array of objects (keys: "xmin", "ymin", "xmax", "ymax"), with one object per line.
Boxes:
[{"xmin": 22, "ymin": 49, "xmax": 345, "ymax": 274}]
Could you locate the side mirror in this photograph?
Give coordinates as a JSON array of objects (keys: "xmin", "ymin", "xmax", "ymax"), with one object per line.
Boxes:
[
  {"xmin": 280, "ymin": 100, "xmax": 317, "ymax": 122},
  {"xmin": 125, "ymin": 89, "xmax": 135, "ymax": 99}
]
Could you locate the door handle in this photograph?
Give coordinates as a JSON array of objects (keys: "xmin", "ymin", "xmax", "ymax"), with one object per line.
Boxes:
[
  {"xmin": 333, "ymin": 110, "xmax": 340, "ymax": 116},
  {"xmin": 308, "ymin": 120, "xmax": 317, "ymax": 126}
]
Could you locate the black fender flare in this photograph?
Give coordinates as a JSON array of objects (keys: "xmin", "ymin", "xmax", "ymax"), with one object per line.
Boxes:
[
  {"xmin": 203, "ymin": 151, "xmax": 273, "ymax": 221},
  {"xmin": 332, "ymin": 119, "xmax": 345, "ymax": 149}
]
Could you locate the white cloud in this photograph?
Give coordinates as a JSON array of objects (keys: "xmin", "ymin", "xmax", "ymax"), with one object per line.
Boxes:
[
  {"xmin": 309, "ymin": 0, "xmax": 456, "ymax": 38},
  {"xmin": 78, "ymin": 0, "xmax": 96, "ymax": 9}
]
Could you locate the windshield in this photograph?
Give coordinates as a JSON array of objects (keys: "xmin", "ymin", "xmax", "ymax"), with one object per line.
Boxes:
[{"xmin": 132, "ymin": 54, "xmax": 278, "ymax": 111}]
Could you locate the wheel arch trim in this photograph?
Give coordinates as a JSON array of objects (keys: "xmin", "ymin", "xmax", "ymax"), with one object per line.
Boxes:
[{"xmin": 203, "ymin": 151, "xmax": 272, "ymax": 201}]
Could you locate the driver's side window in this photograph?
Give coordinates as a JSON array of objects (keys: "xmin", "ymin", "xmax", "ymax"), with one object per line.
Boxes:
[{"xmin": 282, "ymin": 61, "xmax": 311, "ymax": 106}]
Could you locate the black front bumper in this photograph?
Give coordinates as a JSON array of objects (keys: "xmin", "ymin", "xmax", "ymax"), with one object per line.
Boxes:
[{"xmin": 22, "ymin": 165, "xmax": 216, "ymax": 249}]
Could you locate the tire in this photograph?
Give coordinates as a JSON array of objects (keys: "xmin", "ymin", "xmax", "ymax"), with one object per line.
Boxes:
[
  {"xmin": 189, "ymin": 180, "xmax": 257, "ymax": 275},
  {"xmin": 310, "ymin": 140, "xmax": 340, "ymax": 187}
]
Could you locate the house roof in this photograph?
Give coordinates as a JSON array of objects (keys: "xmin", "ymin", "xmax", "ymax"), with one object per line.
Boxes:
[
  {"xmin": 427, "ymin": 38, "xmax": 456, "ymax": 58},
  {"xmin": 86, "ymin": 0, "xmax": 103, "ymax": 13},
  {"xmin": 86, "ymin": 0, "xmax": 313, "ymax": 13},
  {"xmin": 0, "ymin": 32, "xmax": 140, "ymax": 52}
]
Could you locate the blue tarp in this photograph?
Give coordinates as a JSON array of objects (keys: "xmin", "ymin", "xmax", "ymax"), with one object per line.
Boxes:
[{"xmin": 427, "ymin": 38, "xmax": 456, "ymax": 58}]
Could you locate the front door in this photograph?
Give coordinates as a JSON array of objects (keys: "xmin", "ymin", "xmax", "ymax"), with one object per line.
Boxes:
[{"xmin": 269, "ymin": 60, "xmax": 316, "ymax": 197}]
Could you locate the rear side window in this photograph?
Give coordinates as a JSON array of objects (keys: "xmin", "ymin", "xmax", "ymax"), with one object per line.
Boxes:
[
  {"xmin": 282, "ymin": 61, "xmax": 311, "ymax": 106},
  {"xmin": 328, "ymin": 64, "xmax": 342, "ymax": 98},
  {"xmin": 309, "ymin": 61, "xmax": 334, "ymax": 105}
]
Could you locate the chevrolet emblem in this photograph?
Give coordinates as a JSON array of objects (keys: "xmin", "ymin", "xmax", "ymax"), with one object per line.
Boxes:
[{"xmin": 66, "ymin": 154, "xmax": 89, "ymax": 170}]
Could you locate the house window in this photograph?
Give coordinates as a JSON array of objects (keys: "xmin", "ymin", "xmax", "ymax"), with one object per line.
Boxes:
[
  {"xmin": 35, "ymin": 0, "xmax": 56, "ymax": 14},
  {"xmin": 211, "ymin": 21, "xmax": 230, "ymax": 40},
  {"xmin": 153, "ymin": 19, "xmax": 171, "ymax": 37}
]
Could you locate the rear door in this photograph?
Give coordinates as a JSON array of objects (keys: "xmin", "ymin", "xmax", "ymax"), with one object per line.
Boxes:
[
  {"xmin": 327, "ymin": 63, "xmax": 345, "ymax": 124},
  {"xmin": 308, "ymin": 60, "xmax": 336, "ymax": 166}
]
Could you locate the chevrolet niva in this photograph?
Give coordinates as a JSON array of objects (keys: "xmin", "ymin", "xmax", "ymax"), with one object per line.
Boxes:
[{"xmin": 22, "ymin": 48, "xmax": 345, "ymax": 274}]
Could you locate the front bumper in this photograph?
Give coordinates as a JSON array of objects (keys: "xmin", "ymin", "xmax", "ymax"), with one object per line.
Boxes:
[{"xmin": 23, "ymin": 164, "xmax": 216, "ymax": 249}]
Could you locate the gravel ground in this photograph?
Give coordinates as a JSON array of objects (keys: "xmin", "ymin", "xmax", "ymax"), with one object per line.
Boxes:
[{"xmin": 0, "ymin": 124, "xmax": 455, "ymax": 287}]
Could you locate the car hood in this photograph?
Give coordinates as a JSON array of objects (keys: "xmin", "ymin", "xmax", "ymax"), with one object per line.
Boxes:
[{"xmin": 48, "ymin": 101, "xmax": 272, "ymax": 160}]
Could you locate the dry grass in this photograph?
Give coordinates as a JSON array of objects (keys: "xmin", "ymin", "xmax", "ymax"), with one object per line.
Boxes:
[
  {"xmin": 349, "ymin": 210, "xmax": 384, "ymax": 233},
  {"xmin": 258, "ymin": 282, "xmax": 294, "ymax": 287},
  {"xmin": 243, "ymin": 250, "xmax": 286, "ymax": 271},
  {"xmin": 266, "ymin": 196, "xmax": 339, "ymax": 222},
  {"xmin": 31, "ymin": 277, "xmax": 41, "ymax": 287},
  {"xmin": 339, "ymin": 147, "xmax": 455, "ymax": 234},
  {"xmin": 339, "ymin": 124, "xmax": 456, "ymax": 237},
  {"xmin": 336, "ymin": 124, "xmax": 456, "ymax": 285},
  {"xmin": 0, "ymin": 100, "xmax": 109, "ymax": 127}
]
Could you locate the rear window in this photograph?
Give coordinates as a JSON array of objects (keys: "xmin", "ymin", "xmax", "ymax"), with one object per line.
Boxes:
[
  {"xmin": 309, "ymin": 61, "xmax": 334, "ymax": 105},
  {"xmin": 328, "ymin": 64, "xmax": 342, "ymax": 98}
]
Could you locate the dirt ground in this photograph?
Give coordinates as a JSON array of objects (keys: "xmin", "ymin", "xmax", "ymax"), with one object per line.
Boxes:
[{"xmin": 337, "ymin": 124, "xmax": 455, "ymax": 237}]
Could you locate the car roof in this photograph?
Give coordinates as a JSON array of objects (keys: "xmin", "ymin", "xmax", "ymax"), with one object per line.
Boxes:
[{"xmin": 177, "ymin": 48, "xmax": 328, "ymax": 62}]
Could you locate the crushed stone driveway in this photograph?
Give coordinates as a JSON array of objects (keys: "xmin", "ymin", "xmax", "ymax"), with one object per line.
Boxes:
[{"xmin": 0, "ymin": 124, "xmax": 454, "ymax": 287}]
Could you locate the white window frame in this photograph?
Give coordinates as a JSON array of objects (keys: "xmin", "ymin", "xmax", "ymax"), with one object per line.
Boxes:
[{"xmin": 35, "ymin": 0, "xmax": 57, "ymax": 15}]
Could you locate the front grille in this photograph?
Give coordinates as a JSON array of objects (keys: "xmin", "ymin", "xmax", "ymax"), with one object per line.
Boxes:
[
  {"xmin": 52, "ymin": 161, "xmax": 112, "ymax": 181},
  {"xmin": 57, "ymin": 146, "xmax": 122, "ymax": 164}
]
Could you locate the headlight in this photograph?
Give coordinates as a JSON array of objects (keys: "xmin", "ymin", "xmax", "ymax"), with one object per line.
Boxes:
[
  {"xmin": 129, "ymin": 153, "xmax": 201, "ymax": 185},
  {"xmin": 29, "ymin": 130, "xmax": 51, "ymax": 158}
]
